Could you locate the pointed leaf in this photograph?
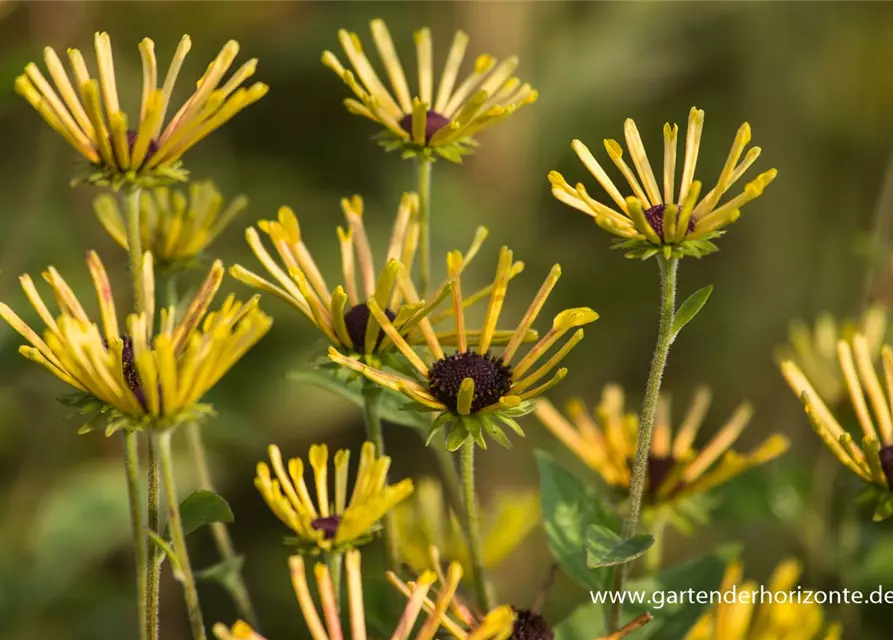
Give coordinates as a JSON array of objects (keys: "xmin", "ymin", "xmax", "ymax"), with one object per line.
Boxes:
[
  {"xmin": 446, "ymin": 423, "xmax": 470, "ymax": 451},
  {"xmin": 585, "ymin": 524, "xmax": 654, "ymax": 568},
  {"xmin": 671, "ymin": 284, "xmax": 713, "ymax": 339},
  {"xmin": 289, "ymin": 368, "xmax": 429, "ymax": 430},
  {"xmin": 166, "ymin": 490, "xmax": 233, "ymax": 539},
  {"xmin": 536, "ymin": 450, "xmax": 618, "ymax": 591}
]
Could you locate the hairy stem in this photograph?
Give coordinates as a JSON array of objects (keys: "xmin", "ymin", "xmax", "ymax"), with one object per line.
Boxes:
[
  {"xmin": 417, "ymin": 157, "xmax": 433, "ymax": 298},
  {"xmin": 122, "ymin": 430, "xmax": 148, "ymax": 640},
  {"xmin": 157, "ymin": 430, "xmax": 207, "ymax": 640},
  {"xmin": 460, "ymin": 439, "xmax": 492, "ymax": 611},
  {"xmin": 361, "ymin": 383, "xmax": 397, "ymax": 571},
  {"xmin": 146, "ymin": 437, "xmax": 161, "ymax": 640},
  {"xmin": 166, "ymin": 271, "xmax": 258, "ymax": 628},
  {"xmin": 126, "ymin": 187, "xmax": 146, "ymax": 313},
  {"xmin": 123, "ymin": 186, "xmax": 150, "ymax": 640},
  {"xmin": 609, "ymin": 256, "xmax": 678, "ymax": 632}
]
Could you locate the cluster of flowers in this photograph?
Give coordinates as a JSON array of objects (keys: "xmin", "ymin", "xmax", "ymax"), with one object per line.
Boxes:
[{"xmin": 8, "ymin": 16, "xmax": 879, "ymax": 640}]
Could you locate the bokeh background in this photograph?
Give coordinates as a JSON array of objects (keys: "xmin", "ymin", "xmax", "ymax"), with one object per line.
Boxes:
[{"xmin": 1, "ymin": 1, "xmax": 893, "ymax": 638}]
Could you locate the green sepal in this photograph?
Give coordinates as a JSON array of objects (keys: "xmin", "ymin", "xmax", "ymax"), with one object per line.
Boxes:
[
  {"xmin": 282, "ymin": 528, "xmax": 378, "ymax": 556},
  {"xmin": 445, "ymin": 422, "xmax": 471, "ymax": 451},
  {"xmin": 612, "ymin": 232, "xmax": 724, "ymax": 260},
  {"xmin": 60, "ymin": 391, "xmax": 214, "ymax": 436},
  {"xmin": 72, "ymin": 158, "xmax": 188, "ymax": 191},
  {"xmin": 373, "ymin": 130, "xmax": 477, "ymax": 164},
  {"xmin": 481, "ymin": 416, "xmax": 513, "ymax": 450},
  {"xmin": 860, "ymin": 485, "xmax": 893, "ymax": 522}
]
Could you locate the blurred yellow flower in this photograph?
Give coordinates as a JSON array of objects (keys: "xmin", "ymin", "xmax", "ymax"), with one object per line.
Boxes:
[
  {"xmin": 687, "ymin": 559, "xmax": 841, "ymax": 640},
  {"xmin": 254, "ymin": 441, "xmax": 413, "ymax": 554},
  {"xmin": 781, "ymin": 333, "xmax": 893, "ymax": 519},
  {"xmin": 535, "ymin": 385, "xmax": 789, "ymax": 508},
  {"xmin": 323, "ymin": 18, "xmax": 536, "ymax": 162},
  {"xmin": 16, "ymin": 32, "xmax": 267, "ymax": 189},
  {"xmin": 213, "ymin": 548, "xmax": 516, "ymax": 640},
  {"xmin": 329, "ymin": 246, "xmax": 598, "ymax": 450},
  {"xmin": 776, "ymin": 304, "xmax": 888, "ymax": 406},
  {"xmin": 0, "ymin": 253, "xmax": 270, "ymax": 433},
  {"xmin": 95, "ymin": 181, "xmax": 247, "ymax": 269},
  {"xmin": 393, "ymin": 477, "xmax": 539, "ymax": 574},
  {"xmin": 549, "ymin": 107, "xmax": 776, "ymax": 259}
]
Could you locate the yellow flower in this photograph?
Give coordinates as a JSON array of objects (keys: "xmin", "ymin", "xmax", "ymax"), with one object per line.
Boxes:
[
  {"xmin": 322, "ymin": 18, "xmax": 537, "ymax": 162},
  {"xmin": 776, "ymin": 304, "xmax": 888, "ymax": 407},
  {"xmin": 535, "ymin": 385, "xmax": 789, "ymax": 509},
  {"xmin": 687, "ymin": 559, "xmax": 841, "ymax": 640},
  {"xmin": 393, "ymin": 477, "xmax": 539, "ymax": 574},
  {"xmin": 231, "ymin": 193, "xmax": 506, "ymax": 363},
  {"xmin": 549, "ymin": 107, "xmax": 776, "ymax": 259},
  {"xmin": 213, "ymin": 548, "xmax": 516, "ymax": 640},
  {"xmin": 254, "ymin": 441, "xmax": 413, "ymax": 554},
  {"xmin": 0, "ymin": 253, "xmax": 270, "ymax": 433},
  {"xmin": 94, "ymin": 181, "xmax": 248, "ymax": 270},
  {"xmin": 329, "ymin": 246, "xmax": 598, "ymax": 450},
  {"xmin": 781, "ymin": 333, "xmax": 893, "ymax": 519},
  {"xmin": 15, "ymin": 32, "xmax": 267, "ymax": 189}
]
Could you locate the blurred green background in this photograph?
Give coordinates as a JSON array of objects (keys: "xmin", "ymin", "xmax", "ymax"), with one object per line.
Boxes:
[{"xmin": 1, "ymin": 1, "xmax": 893, "ymax": 638}]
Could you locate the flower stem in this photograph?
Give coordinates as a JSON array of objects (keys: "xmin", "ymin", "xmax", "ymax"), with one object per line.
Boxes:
[
  {"xmin": 327, "ymin": 551, "xmax": 343, "ymax": 613},
  {"xmin": 165, "ymin": 272, "xmax": 259, "ymax": 628},
  {"xmin": 125, "ymin": 187, "xmax": 146, "ymax": 313},
  {"xmin": 608, "ymin": 256, "xmax": 678, "ymax": 632},
  {"xmin": 122, "ymin": 430, "xmax": 148, "ymax": 640},
  {"xmin": 430, "ymin": 431, "xmax": 465, "ymax": 523},
  {"xmin": 146, "ymin": 437, "xmax": 161, "ymax": 640},
  {"xmin": 460, "ymin": 438, "xmax": 492, "ymax": 611},
  {"xmin": 157, "ymin": 430, "xmax": 207, "ymax": 640},
  {"xmin": 185, "ymin": 422, "xmax": 259, "ymax": 627},
  {"xmin": 416, "ymin": 157, "xmax": 433, "ymax": 298},
  {"xmin": 361, "ymin": 382, "xmax": 397, "ymax": 571},
  {"xmin": 123, "ymin": 185, "xmax": 150, "ymax": 640}
]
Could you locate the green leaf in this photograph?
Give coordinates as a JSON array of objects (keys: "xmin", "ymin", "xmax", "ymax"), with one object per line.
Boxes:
[
  {"xmin": 289, "ymin": 368, "xmax": 429, "ymax": 430},
  {"xmin": 196, "ymin": 555, "xmax": 245, "ymax": 592},
  {"xmin": 166, "ymin": 490, "xmax": 234, "ymax": 539},
  {"xmin": 585, "ymin": 525, "xmax": 654, "ymax": 568},
  {"xmin": 873, "ymin": 492, "xmax": 893, "ymax": 522},
  {"xmin": 536, "ymin": 450, "xmax": 618, "ymax": 591},
  {"xmin": 624, "ymin": 549, "xmax": 733, "ymax": 639},
  {"xmin": 671, "ymin": 284, "xmax": 713, "ymax": 338},
  {"xmin": 554, "ymin": 603, "xmax": 607, "ymax": 640}
]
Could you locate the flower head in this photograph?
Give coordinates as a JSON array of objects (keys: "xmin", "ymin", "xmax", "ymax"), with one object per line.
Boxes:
[
  {"xmin": 213, "ymin": 548, "xmax": 516, "ymax": 640},
  {"xmin": 549, "ymin": 107, "xmax": 776, "ymax": 259},
  {"xmin": 323, "ymin": 19, "xmax": 537, "ymax": 162},
  {"xmin": 329, "ymin": 246, "xmax": 598, "ymax": 451},
  {"xmin": 231, "ymin": 194, "xmax": 503, "ymax": 369},
  {"xmin": 776, "ymin": 304, "xmax": 888, "ymax": 407},
  {"xmin": 536, "ymin": 385, "xmax": 789, "ymax": 512},
  {"xmin": 393, "ymin": 477, "xmax": 539, "ymax": 575},
  {"xmin": 254, "ymin": 441, "xmax": 413, "ymax": 554},
  {"xmin": 781, "ymin": 333, "xmax": 893, "ymax": 520},
  {"xmin": 687, "ymin": 559, "xmax": 841, "ymax": 640},
  {"xmin": 0, "ymin": 253, "xmax": 270, "ymax": 434},
  {"xmin": 94, "ymin": 181, "xmax": 247, "ymax": 272},
  {"xmin": 16, "ymin": 33, "xmax": 267, "ymax": 189}
]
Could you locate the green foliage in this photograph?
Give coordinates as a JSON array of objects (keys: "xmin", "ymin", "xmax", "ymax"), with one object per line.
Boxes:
[
  {"xmin": 672, "ymin": 284, "xmax": 714, "ymax": 339},
  {"xmin": 536, "ymin": 450, "xmax": 617, "ymax": 591},
  {"xmin": 168, "ymin": 490, "xmax": 235, "ymax": 538},
  {"xmin": 585, "ymin": 524, "xmax": 654, "ymax": 568},
  {"xmin": 553, "ymin": 602, "xmax": 606, "ymax": 640},
  {"xmin": 289, "ymin": 367, "xmax": 430, "ymax": 430}
]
